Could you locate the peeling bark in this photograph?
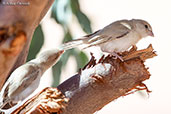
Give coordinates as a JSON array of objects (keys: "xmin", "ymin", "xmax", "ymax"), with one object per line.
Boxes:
[
  {"xmin": 0, "ymin": 0, "xmax": 54, "ymax": 89},
  {"xmin": 12, "ymin": 88, "xmax": 69, "ymax": 114},
  {"xmin": 12, "ymin": 45, "xmax": 157, "ymax": 114}
]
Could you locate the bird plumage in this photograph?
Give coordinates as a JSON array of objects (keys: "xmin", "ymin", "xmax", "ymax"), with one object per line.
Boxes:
[
  {"xmin": 0, "ymin": 49, "xmax": 64, "ymax": 109},
  {"xmin": 60, "ymin": 19, "xmax": 154, "ymax": 53}
]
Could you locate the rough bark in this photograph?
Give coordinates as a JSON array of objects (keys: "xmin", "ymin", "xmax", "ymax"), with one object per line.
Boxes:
[
  {"xmin": 0, "ymin": 0, "xmax": 54, "ymax": 89},
  {"xmin": 11, "ymin": 45, "xmax": 157, "ymax": 114}
]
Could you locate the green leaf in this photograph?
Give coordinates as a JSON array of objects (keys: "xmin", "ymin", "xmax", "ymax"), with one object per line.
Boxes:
[
  {"xmin": 51, "ymin": 0, "xmax": 91, "ymax": 86},
  {"xmin": 70, "ymin": 0, "xmax": 92, "ymax": 34},
  {"xmin": 62, "ymin": 29, "xmax": 73, "ymax": 43},
  {"xmin": 75, "ymin": 11, "xmax": 92, "ymax": 33},
  {"xmin": 61, "ymin": 31, "xmax": 75, "ymax": 66},
  {"xmin": 52, "ymin": 49, "xmax": 88, "ymax": 87},
  {"xmin": 52, "ymin": 31, "xmax": 74, "ymax": 87},
  {"xmin": 70, "ymin": 0, "xmax": 80, "ymax": 14},
  {"xmin": 27, "ymin": 25, "xmax": 44, "ymax": 61},
  {"xmin": 52, "ymin": 60, "xmax": 62, "ymax": 87},
  {"xmin": 61, "ymin": 49, "xmax": 74, "ymax": 66},
  {"xmin": 73, "ymin": 50, "xmax": 88, "ymax": 70},
  {"xmin": 51, "ymin": 0, "xmax": 72, "ymax": 26},
  {"xmin": 52, "ymin": 49, "xmax": 74, "ymax": 87}
]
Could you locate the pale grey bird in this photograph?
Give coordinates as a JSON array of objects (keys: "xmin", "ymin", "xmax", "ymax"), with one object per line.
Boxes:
[
  {"xmin": 60, "ymin": 19, "xmax": 154, "ymax": 61},
  {"xmin": 0, "ymin": 49, "xmax": 64, "ymax": 109}
]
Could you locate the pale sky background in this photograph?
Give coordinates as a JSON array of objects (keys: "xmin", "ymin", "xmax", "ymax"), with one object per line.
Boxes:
[{"xmin": 38, "ymin": 0, "xmax": 171, "ymax": 114}]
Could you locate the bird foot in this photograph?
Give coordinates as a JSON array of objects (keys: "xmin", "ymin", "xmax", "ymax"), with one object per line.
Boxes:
[{"xmin": 111, "ymin": 52, "xmax": 124, "ymax": 62}]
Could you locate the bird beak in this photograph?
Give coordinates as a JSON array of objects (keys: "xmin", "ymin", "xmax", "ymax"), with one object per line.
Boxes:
[
  {"xmin": 58, "ymin": 50, "xmax": 64, "ymax": 55},
  {"xmin": 149, "ymin": 31, "xmax": 154, "ymax": 37}
]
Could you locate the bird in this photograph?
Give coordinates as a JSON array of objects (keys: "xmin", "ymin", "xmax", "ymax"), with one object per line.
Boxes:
[
  {"xmin": 0, "ymin": 49, "xmax": 64, "ymax": 110},
  {"xmin": 60, "ymin": 19, "xmax": 154, "ymax": 61}
]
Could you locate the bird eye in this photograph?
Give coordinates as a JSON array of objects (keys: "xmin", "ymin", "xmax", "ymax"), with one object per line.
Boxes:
[{"xmin": 145, "ymin": 25, "xmax": 148, "ymax": 29}]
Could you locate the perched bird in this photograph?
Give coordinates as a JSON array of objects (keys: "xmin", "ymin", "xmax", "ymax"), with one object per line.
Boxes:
[
  {"xmin": 0, "ymin": 49, "xmax": 64, "ymax": 109},
  {"xmin": 60, "ymin": 19, "xmax": 154, "ymax": 60}
]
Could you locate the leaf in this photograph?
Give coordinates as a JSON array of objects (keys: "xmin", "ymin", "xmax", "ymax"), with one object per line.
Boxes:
[
  {"xmin": 70, "ymin": 0, "xmax": 80, "ymax": 14},
  {"xmin": 73, "ymin": 50, "xmax": 88, "ymax": 70},
  {"xmin": 61, "ymin": 49, "xmax": 74, "ymax": 66},
  {"xmin": 52, "ymin": 31, "xmax": 74, "ymax": 87},
  {"xmin": 75, "ymin": 11, "xmax": 92, "ymax": 34},
  {"xmin": 70, "ymin": 0, "xmax": 92, "ymax": 34},
  {"xmin": 52, "ymin": 49, "xmax": 88, "ymax": 87},
  {"xmin": 52, "ymin": 60, "xmax": 62, "ymax": 86},
  {"xmin": 51, "ymin": 0, "xmax": 72, "ymax": 26},
  {"xmin": 52, "ymin": 49, "xmax": 74, "ymax": 87},
  {"xmin": 62, "ymin": 29, "xmax": 73, "ymax": 43},
  {"xmin": 27, "ymin": 25, "xmax": 44, "ymax": 61},
  {"xmin": 51, "ymin": 0, "xmax": 91, "ymax": 86}
]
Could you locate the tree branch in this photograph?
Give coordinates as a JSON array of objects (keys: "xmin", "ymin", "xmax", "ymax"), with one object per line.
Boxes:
[
  {"xmin": 12, "ymin": 44, "xmax": 157, "ymax": 114},
  {"xmin": 0, "ymin": 0, "xmax": 54, "ymax": 89}
]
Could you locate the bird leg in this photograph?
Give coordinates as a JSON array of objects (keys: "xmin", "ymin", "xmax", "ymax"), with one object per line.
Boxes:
[{"xmin": 111, "ymin": 52, "xmax": 124, "ymax": 62}]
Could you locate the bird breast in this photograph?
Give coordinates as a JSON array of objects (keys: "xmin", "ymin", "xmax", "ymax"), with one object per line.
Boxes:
[
  {"xmin": 99, "ymin": 31, "xmax": 141, "ymax": 53},
  {"xmin": 12, "ymin": 74, "xmax": 41, "ymax": 103}
]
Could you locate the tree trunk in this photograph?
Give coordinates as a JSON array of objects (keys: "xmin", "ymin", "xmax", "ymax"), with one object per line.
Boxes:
[
  {"xmin": 11, "ymin": 45, "xmax": 157, "ymax": 114},
  {"xmin": 0, "ymin": 0, "xmax": 54, "ymax": 89}
]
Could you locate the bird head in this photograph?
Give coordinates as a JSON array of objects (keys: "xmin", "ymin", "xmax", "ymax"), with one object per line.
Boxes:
[
  {"xmin": 132, "ymin": 19, "xmax": 154, "ymax": 38},
  {"xmin": 37, "ymin": 49, "xmax": 64, "ymax": 70}
]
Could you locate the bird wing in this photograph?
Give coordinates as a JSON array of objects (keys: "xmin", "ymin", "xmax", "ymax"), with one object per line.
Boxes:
[
  {"xmin": 2, "ymin": 63, "xmax": 41, "ymax": 101},
  {"xmin": 60, "ymin": 20, "xmax": 132, "ymax": 50},
  {"xmin": 59, "ymin": 30, "xmax": 101, "ymax": 50},
  {"xmin": 84, "ymin": 20, "xmax": 132, "ymax": 47}
]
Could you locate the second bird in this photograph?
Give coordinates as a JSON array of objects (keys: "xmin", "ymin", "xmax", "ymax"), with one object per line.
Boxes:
[
  {"xmin": 0, "ymin": 49, "xmax": 64, "ymax": 110},
  {"xmin": 60, "ymin": 19, "xmax": 154, "ymax": 60}
]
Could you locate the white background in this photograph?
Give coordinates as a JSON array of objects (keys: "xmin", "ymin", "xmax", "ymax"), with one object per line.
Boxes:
[{"xmin": 39, "ymin": 0, "xmax": 171, "ymax": 114}]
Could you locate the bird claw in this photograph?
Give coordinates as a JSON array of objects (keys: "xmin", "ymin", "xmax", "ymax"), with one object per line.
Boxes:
[{"xmin": 111, "ymin": 52, "xmax": 124, "ymax": 62}]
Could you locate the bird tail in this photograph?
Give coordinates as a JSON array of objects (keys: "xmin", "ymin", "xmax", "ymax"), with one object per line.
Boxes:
[
  {"xmin": 0, "ymin": 95, "xmax": 8, "ymax": 110},
  {"xmin": 59, "ymin": 39, "xmax": 85, "ymax": 50},
  {"xmin": 0, "ymin": 102, "xmax": 6, "ymax": 114},
  {"xmin": 0, "ymin": 101, "xmax": 5, "ymax": 110},
  {"xmin": 0, "ymin": 108, "xmax": 11, "ymax": 114}
]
